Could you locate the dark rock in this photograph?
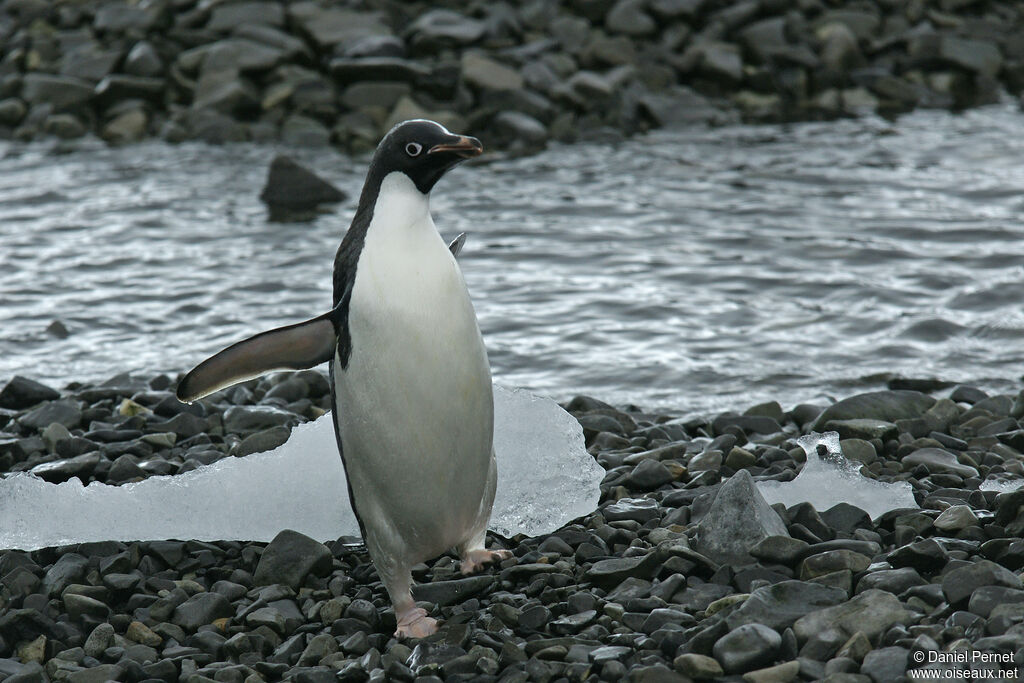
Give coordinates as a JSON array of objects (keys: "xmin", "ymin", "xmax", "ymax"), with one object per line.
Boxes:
[
  {"xmin": 824, "ymin": 418, "xmax": 897, "ymax": 442},
  {"xmin": 19, "ymin": 399, "xmax": 81, "ymax": 430},
  {"xmin": 413, "ymin": 575, "xmax": 495, "ymax": 607},
  {"xmin": 29, "ymin": 452, "xmax": 100, "ymax": 482},
  {"xmin": 727, "ymin": 580, "xmax": 847, "ymax": 632},
  {"xmin": 329, "ymin": 57, "xmax": 430, "ymax": 84},
  {"xmin": 288, "ymin": 3, "xmax": 390, "ymax": 52},
  {"xmin": 902, "ymin": 448, "xmax": 979, "ymax": 478},
  {"xmin": 207, "ymin": 2, "xmax": 285, "ymax": 32},
  {"xmin": 793, "ymin": 589, "xmax": 915, "ymax": 644},
  {"xmin": 0, "ymin": 98, "xmax": 27, "ymax": 126},
  {"xmin": 254, "ymin": 529, "xmax": 333, "ymax": 589},
  {"xmin": 63, "ymin": 593, "xmax": 111, "ymax": 620},
  {"xmin": 0, "ymin": 376, "xmax": 59, "ymax": 409},
  {"xmin": 695, "ymin": 470, "xmax": 789, "ymax": 565},
  {"xmin": 604, "ymin": 496, "xmax": 661, "ymax": 523},
  {"xmin": 407, "ymin": 9, "xmax": 486, "ymax": 52},
  {"xmin": 60, "ymin": 46, "xmax": 121, "ymax": 82},
  {"xmin": 811, "ymin": 391, "xmax": 935, "ymax": 431},
  {"xmin": 223, "ymin": 405, "xmax": 298, "ymax": 432},
  {"xmin": 93, "ymin": 3, "xmax": 164, "ymax": 33},
  {"xmin": 124, "ymin": 41, "xmax": 163, "ymax": 77},
  {"xmin": 942, "ymin": 560, "xmax": 1021, "ymax": 606},
  {"xmin": 41, "ymin": 553, "xmax": 88, "ymax": 597},
  {"xmin": 624, "ymin": 458, "xmax": 674, "ymax": 490},
  {"xmin": 712, "ymin": 623, "xmax": 781, "ymax": 674},
  {"xmin": 606, "ymin": 0, "xmax": 656, "ymax": 36},
  {"xmin": 259, "ymin": 155, "xmax": 346, "ymax": 216},
  {"xmin": 887, "ymin": 538, "xmax": 948, "ymax": 572},
  {"xmin": 859, "ymin": 646, "xmax": 909, "ymax": 682},
  {"xmin": 171, "ymin": 592, "xmax": 233, "ymax": 631},
  {"xmin": 856, "ymin": 567, "xmax": 925, "ymax": 595}
]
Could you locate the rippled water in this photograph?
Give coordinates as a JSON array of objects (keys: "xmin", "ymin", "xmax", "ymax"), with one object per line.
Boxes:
[{"xmin": 3, "ymin": 105, "xmax": 1024, "ymax": 415}]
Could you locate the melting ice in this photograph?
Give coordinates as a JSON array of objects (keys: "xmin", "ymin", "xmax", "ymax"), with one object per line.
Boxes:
[
  {"xmin": 757, "ymin": 431, "xmax": 918, "ymax": 520},
  {"xmin": 0, "ymin": 385, "xmax": 605, "ymax": 550}
]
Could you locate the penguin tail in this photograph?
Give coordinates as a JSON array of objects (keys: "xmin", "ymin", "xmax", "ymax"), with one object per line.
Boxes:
[{"xmin": 176, "ymin": 309, "xmax": 339, "ymax": 403}]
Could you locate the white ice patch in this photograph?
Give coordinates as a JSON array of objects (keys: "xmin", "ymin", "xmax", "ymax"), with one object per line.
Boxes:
[
  {"xmin": 0, "ymin": 385, "xmax": 605, "ymax": 550},
  {"xmin": 980, "ymin": 477, "xmax": 1024, "ymax": 494},
  {"xmin": 757, "ymin": 431, "xmax": 918, "ymax": 521}
]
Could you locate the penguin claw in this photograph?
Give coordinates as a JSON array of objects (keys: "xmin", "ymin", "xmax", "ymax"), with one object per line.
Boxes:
[
  {"xmin": 395, "ymin": 607, "xmax": 439, "ymax": 639},
  {"xmin": 460, "ymin": 548, "xmax": 514, "ymax": 575}
]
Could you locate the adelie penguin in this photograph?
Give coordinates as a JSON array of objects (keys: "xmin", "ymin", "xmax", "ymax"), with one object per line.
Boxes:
[{"xmin": 177, "ymin": 119, "xmax": 511, "ymax": 638}]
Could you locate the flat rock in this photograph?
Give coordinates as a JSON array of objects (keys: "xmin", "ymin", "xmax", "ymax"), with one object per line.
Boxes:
[
  {"xmin": 812, "ymin": 391, "xmax": 935, "ymax": 431},
  {"xmin": 461, "ymin": 52, "xmax": 524, "ymax": 91},
  {"xmin": 727, "ymin": 580, "xmax": 847, "ymax": 632},
  {"xmin": 171, "ymin": 591, "xmax": 233, "ymax": 631},
  {"xmin": 288, "ymin": 2, "xmax": 390, "ymax": 51},
  {"xmin": 934, "ymin": 504, "xmax": 979, "ymax": 531},
  {"xmin": 0, "ymin": 376, "xmax": 59, "ymax": 410},
  {"xmin": 606, "ymin": 0, "xmax": 656, "ymax": 36},
  {"xmin": 824, "ymin": 419, "xmax": 898, "ymax": 442},
  {"xmin": 20, "ymin": 399, "xmax": 82, "ymax": 430},
  {"xmin": 902, "ymin": 448, "xmax": 979, "ymax": 478},
  {"xmin": 408, "ymin": 9, "xmax": 486, "ymax": 51},
  {"xmin": 413, "ymin": 575, "xmax": 495, "ymax": 607},
  {"xmin": 942, "ymin": 559, "xmax": 1021, "ymax": 606},
  {"xmin": 254, "ymin": 529, "xmax": 333, "ymax": 590},
  {"xmin": 793, "ymin": 589, "xmax": 915, "ymax": 644},
  {"xmin": 695, "ymin": 470, "xmax": 789, "ymax": 565}
]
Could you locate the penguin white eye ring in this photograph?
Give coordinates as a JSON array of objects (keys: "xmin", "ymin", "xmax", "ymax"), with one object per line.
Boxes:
[{"xmin": 405, "ymin": 142, "xmax": 422, "ymax": 156}]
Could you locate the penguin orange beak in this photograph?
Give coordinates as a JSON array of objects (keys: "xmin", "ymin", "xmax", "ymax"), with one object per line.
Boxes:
[{"xmin": 428, "ymin": 135, "xmax": 483, "ymax": 158}]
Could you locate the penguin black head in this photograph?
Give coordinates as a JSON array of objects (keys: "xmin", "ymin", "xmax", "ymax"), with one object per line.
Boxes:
[{"xmin": 369, "ymin": 119, "xmax": 483, "ymax": 195}]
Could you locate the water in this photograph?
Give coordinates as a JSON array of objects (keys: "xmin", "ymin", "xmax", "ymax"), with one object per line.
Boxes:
[{"xmin": 3, "ymin": 105, "xmax": 1024, "ymax": 416}]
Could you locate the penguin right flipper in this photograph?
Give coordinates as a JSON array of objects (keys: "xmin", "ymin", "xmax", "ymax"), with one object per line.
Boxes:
[
  {"xmin": 177, "ymin": 310, "xmax": 337, "ymax": 403},
  {"xmin": 448, "ymin": 232, "xmax": 466, "ymax": 258}
]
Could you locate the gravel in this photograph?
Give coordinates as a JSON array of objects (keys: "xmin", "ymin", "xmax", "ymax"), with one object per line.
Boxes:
[{"xmin": 2, "ymin": 372, "xmax": 1024, "ymax": 680}]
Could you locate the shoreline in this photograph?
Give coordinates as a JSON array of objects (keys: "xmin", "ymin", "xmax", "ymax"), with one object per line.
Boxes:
[
  {"xmin": 1, "ymin": 1, "xmax": 1022, "ymax": 153},
  {"xmin": 2, "ymin": 371, "xmax": 1024, "ymax": 680}
]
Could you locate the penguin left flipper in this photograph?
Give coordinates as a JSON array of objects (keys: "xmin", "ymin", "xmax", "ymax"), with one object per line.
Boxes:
[
  {"xmin": 177, "ymin": 309, "xmax": 338, "ymax": 403},
  {"xmin": 447, "ymin": 232, "xmax": 466, "ymax": 258}
]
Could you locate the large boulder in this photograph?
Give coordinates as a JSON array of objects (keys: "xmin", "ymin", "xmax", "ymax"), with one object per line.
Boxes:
[{"xmin": 259, "ymin": 156, "xmax": 346, "ymax": 219}]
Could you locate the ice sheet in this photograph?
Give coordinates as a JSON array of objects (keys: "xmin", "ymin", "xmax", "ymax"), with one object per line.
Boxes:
[
  {"xmin": 757, "ymin": 431, "xmax": 918, "ymax": 520},
  {"xmin": 0, "ymin": 385, "xmax": 605, "ymax": 550}
]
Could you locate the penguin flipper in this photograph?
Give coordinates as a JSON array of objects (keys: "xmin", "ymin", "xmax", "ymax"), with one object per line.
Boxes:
[
  {"xmin": 177, "ymin": 311, "xmax": 337, "ymax": 403},
  {"xmin": 448, "ymin": 232, "xmax": 466, "ymax": 258}
]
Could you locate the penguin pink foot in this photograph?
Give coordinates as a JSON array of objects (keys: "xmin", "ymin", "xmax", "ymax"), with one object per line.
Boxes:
[
  {"xmin": 461, "ymin": 548, "xmax": 514, "ymax": 575},
  {"xmin": 395, "ymin": 606, "xmax": 439, "ymax": 639}
]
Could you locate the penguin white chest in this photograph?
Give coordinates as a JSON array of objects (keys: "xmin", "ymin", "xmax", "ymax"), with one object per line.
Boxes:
[{"xmin": 334, "ymin": 172, "xmax": 494, "ymax": 555}]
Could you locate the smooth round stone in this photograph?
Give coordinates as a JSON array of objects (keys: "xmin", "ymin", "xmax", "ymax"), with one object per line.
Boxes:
[
  {"xmin": 713, "ymin": 623, "xmax": 781, "ymax": 674},
  {"xmin": 933, "ymin": 504, "xmax": 978, "ymax": 531}
]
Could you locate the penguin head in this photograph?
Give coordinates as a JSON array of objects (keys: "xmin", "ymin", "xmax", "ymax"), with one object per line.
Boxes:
[{"xmin": 372, "ymin": 119, "xmax": 483, "ymax": 194}]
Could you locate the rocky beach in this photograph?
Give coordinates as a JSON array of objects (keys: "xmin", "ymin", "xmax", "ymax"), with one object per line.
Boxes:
[
  {"xmin": 2, "ymin": 371, "xmax": 1024, "ymax": 681},
  {"xmin": 0, "ymin": 0, "xmax": 1022, "ymax": 152}
]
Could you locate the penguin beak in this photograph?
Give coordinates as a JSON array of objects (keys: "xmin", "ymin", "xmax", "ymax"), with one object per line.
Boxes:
[{"xmin": 428, "ymin": 135, "xmax": 483, "ymax": 159}]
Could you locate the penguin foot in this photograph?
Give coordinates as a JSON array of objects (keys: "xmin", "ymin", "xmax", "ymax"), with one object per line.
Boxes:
[
  {"xmin": 460, "ymin": 548, "xmax": 514, "ymax": 575},
  {"xmin": 395, "ymin": 607, "xmax": 439, "ymax": 639}
]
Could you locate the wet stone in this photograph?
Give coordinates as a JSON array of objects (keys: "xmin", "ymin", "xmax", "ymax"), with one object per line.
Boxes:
[{"xmin": 713, "ymin": 623, "xmax": 781, "ymax": 674}]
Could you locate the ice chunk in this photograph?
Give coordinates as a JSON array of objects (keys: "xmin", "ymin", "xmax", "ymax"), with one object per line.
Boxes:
[
  {"xmin": 490, "ymin": 386, "xmax": 604, "ymax": 538},
  {"xmin": 0, "ymin": 385, "xmax": 605, "ymax": 550},
  {"xmin": 757, "ymin": 431, "xmax": 918, "ymax": 520},
  {"xmin": 980, "ymin": 477, "xmax": 1024, "ymax": 494}
]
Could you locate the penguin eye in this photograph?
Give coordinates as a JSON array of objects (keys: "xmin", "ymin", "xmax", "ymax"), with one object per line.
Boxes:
[{"xmin": 405, "ymin": 142, "xmax": 423, "ymax": 157}]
